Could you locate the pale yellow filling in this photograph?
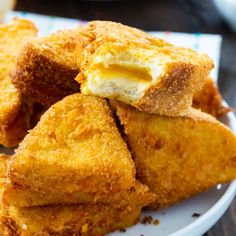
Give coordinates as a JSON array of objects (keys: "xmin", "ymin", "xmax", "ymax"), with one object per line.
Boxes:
[{"xmin": 82, "ymin": 46, "xmax": 166, "ymax": 103}]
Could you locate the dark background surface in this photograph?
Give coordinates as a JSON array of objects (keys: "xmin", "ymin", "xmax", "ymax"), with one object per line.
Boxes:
[{"xmin": 15, "ymin": 0, "xmax": 236, "ymax": 235}]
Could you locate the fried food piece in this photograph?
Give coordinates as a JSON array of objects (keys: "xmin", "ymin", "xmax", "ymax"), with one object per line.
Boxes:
[
  {"xmin": 4, "ymin": 178, "xmax": 153, "ymax": 207},
  {"xmin": 2, "ymin": 204, "xmax": 140, "ymax": 236},
  {"xmin": 1, "ymin": 181, "xmax": 155, "ymax": 236},
  {"xmin": 192, "ymin": 77, "xmax": 230, "ymax": 117},
  {"xmin": 0, "ymin": 154, "xmax": 155, "ymax": 236},
  {"xmin": 1, "ymin": 98, "xmax": 33, "ymax": 147},
  {"xmin": 0, "ymin": 154, "xmax": 8, "ymax": 228},
  {"xmin": 4, "ymin": 93, "xmax": 135, "ymax": 207},
  {"xmin": 112, "ymin": 101, "xmax": 236, "ymax": 209},
  {"xmin": 0, "ymin": 154, "xmax": 9, "ymax": 185},
  {"xmin": 11, "ymin": 28, "xmax": 88, "ymax": 106},
  {"xmin": 0, "ymin": 19, "xmax": 37, "ymax": 147},
  {"xmin": 76, "ymin": 21, "xmax": 213, "ymax": 116},
  {"xmin": 5, "ymin": 101, "xmax": 45, "ymax": 147}
]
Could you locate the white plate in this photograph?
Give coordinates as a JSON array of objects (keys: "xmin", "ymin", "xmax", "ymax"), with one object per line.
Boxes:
[{"xmin": 1, "ymin": 111, "xmax": 235, "ymax": 236}]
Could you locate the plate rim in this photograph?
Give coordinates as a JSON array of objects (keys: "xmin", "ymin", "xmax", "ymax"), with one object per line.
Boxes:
[{"xmin": 170, "ymin": 180, "xmax": 236, "ymax": 236}]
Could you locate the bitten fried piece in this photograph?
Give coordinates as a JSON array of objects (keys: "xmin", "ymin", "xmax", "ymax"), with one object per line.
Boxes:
[
  {"xmin": 4, "ymin": 93, "xmax": 135, "ymax": 207},
  {"xmin": 112, "ymin": 101, "xmax": 236, "ymax": 209},
  {"xmin": 1, "ymin": 181, "xmax": 155, "ymax": 236},
  {"xmin": 76, "ymin": 20, "xmax": 213, "ymax": 116},
  {"xmin": 11, "ymin": 28, "xmax": 88, "ymax": 106},
  {"xmin": 0, "ymin": 19, "xmax": 37, "ymax": 147},
  {"xmin": 192, "ymin": 77, "xmax": 230, "ymax": 117}
]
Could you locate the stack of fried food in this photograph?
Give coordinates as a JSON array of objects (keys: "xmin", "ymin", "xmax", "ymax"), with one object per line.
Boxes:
[{"xmin": 0, "ymin": 19, "xmax": 235, "ymax": 236}]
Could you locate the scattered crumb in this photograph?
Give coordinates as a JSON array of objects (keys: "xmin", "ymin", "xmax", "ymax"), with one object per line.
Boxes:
[
  {"xmin": 192, "ymin": 213, "xmax": 201, "ymax": 218},
  {"xmin": 141, "ymin": 215, "xmax": 160, "ymax": 225},
  {"xmin": 141, "ymin": 215, "xmax": 153, "ymax": 224},
  {"xmin": 119, "ymin": 228, "xmax": 126, "ymax": 233},
  {"xmin": 153, "ymin": 219, "xmax": 160, "ymax": 225}
]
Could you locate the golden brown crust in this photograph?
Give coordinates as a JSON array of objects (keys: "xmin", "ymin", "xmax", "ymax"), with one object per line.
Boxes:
[
  {"xmin": 11, "ymin": 44, "xmax": 79, "ymax": 107},
  {"xmin": 0, "ymin": 154, "xmax": 9, "ymax": 180},
  {"xmin": 0, "ymin": 19, "xmax": 37, "ymax": 147},
  {"xmin": 11, "ymin": 28, "xmax": 89, "ymax": 107},
  {"xmin": 0, "ymin": 155, "xmax": 155, "ymax": 236},
  {"xmin": 192, "ymin": 77, "xmax": 231, "ymax": 117},
  {"xmin": 76, "ymin": 20, "xmax": 214, "ymax": 116},
  {"xmin": 2, "ymin": 183, "xmax": 154, "ymax": 235},
  {"xmin": 4, "ymin": 93, "xmax": 136, "ymax": 207},
  {"xmin": 0, "ymin": 18, "xmax": 37, "ymax": 124},
  {"xmin": 112, "ymin": 101, "xmax": 236, "ymax": 209},
  {"xmin": 1, "ymin": 204, "xmax": 140, "ymax": 236},
  {"xmin": 1, "ymin": 184, "xmax": 154, "ymax": 236},
  {"xmin": 0, "ymin": 97, "xmax": 33, "ymax": 147},
  {"xmin": 3, "ymin": 179, "xmax": 153, "ymax": 207},
  {"xmin": 77, "ymin": 20, "xmax": 169, "ymax": 70},
  {"xmin": 136, "ymin": 62, "xmax": 195, "ymax": 115}
]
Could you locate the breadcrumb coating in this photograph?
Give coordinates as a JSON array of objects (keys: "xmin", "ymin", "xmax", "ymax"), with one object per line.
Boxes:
[
  {"xmin": 193, "ymin": 77, "xmax": 230, "ymax": 117},
  {"xmin": 112, "ymin": 101, "xmax": 236, "ymax": 209},
  {"xmin": 1, "ymin": 182, "xmax": 155, "ymax": 236},
  {"xmin": 11, "ymin": 28, "xmax": 88, "ymax": 106},
  {"xmin": 76, "ymin": 21, "xmax": 214, "ymax": 116},
  {"xmin": 0, "ymin": 155, "xmax": 155, "ymax": 236},
  {"xmin": 4, "ymin": 94, "xmax": 135, "ymax": 207},
  {"xmin": 0, "ymin": 18, "xmax": 37, "ymax": 147}
]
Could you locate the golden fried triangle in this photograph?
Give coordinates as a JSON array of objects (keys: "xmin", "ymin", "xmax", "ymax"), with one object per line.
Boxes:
[
  {"xmin": 0, "ymin": 19, "xmax": 37, "ymax": 147},
  {"xmin": 112, "ymin": 101, "xmax": 236, "ymax": 209},
  {"xmin": 4, "ymin": 93, "xmax": 136, "ymax": 207}
]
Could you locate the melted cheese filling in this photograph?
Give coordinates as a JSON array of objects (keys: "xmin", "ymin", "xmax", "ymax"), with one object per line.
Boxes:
[
  {"xmin": 99, "ymin": 64, "xmax": 153, "ymax": 82},
  {"xmin": 83, "ymin": 49, "xmax": 165, "ymax": 103}
]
